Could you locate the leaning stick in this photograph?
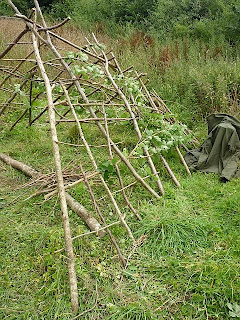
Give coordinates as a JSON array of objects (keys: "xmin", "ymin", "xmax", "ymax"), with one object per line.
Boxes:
[
  {"xmin": 0, "ymin": 28, "xmax": 28, "ymax": 59},
  {"xmin": 13, "ymin": 3, "xmax": 160, "ymax": 199},
  {"xmin": 79, "ymin": 164, "xmax": 126, "ymax": 267},
  {"xmin": 38, "ymin": 17, "xmax": 71, "ymax": 31},
  {"xmin": 176, "ymin": 146, "xmax": 192, "ymax": 176},
  {"xmin": 60, "ymin": 82, "xmax": 135, "ymax": 241},
  {"xmin": 102, "ymin": 105, "xmax": 141, "ymax": 220},
  {"xmin": 31, "ymin": 8, "xmax": 78, "ymax": 312},
  {"xmin": 98, "ymin": 44, "xmax": 164, "ymax": 195},
  {"xmin": 10, "ymin": 108, "xmax": 29, "ymax": 131},
  {"xmin": 159, "ymin": 154, "xmax": 181, "ymax": 187},
  {"xmin": 135, "ymin": 71, "xmax": 158, "ymax": 112}
]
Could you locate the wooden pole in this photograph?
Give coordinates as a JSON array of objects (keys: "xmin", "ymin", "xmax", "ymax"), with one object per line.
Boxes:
[
  {"xmin": 0, "ymin": 153, "xmax": 105, "ymax": 236},
  {"xmin": 60, "ymin": 83, "xmax": 135, "ymax": 241},
  {"xmin": 31, "ymin": 8, "xmax": 79, "ymax": 312}
]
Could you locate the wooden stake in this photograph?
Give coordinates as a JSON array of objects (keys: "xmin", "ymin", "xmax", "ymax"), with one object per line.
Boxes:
[
  {"xmin": 102, "ymin": 104, "xmax": 141, "ymax": 220},
  {"xmin": 79, "ymin": 164, "xmax": 127, "ymax": 267},
  {"xmin": 31, "ymin": 7, "xmax": 79, "ymax": 312},
  {"xmin": 60, "ymin": 83, "xmax": 135, "ymax": 241}
]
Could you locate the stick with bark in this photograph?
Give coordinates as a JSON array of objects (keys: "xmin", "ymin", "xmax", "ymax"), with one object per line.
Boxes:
[
  {"xmin": 60, "ymin": 82, "xmax": 135, "ymax": 241},
  {"xmin": 0, "ymin": 153, "xmax": 106, "ymax": 237},
  {"xmin": 31, "ymin": 8, "xmax": 78, "ymax": 312}
]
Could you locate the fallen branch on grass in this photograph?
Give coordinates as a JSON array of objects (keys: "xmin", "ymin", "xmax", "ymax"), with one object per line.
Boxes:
[{"xmin": 0, "ymin": 153, "xmax": 106, "ymax": 238}]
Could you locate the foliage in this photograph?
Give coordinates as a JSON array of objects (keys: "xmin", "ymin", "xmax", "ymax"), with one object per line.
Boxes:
[
  {"xmin": 0, "ymin": 0, "xmax": 14, "ymax": 15},
  {"xmin": 136, "ymin": 112, "xmax": 190, "ymax": 155},
  {"xmin": 0, "ymin": 0, "xmax": 58, "ymax": 16},
  {"xmin": 2, "ymin": 0, "xmax": 240, "ymax": 43},
  {"xmin": 47, "ymin": 0, "xmax": 240, "ymax": 43}
]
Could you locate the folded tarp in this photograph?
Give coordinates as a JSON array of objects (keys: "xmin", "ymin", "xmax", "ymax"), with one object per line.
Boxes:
[{"xmin": 184, "ymin": 113, "xmax": 240, "ymax": 181}]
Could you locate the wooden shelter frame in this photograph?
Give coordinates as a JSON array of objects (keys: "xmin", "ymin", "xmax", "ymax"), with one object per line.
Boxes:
[{"xmin": 0, "ymin": 0, "xmax": 195, "ymax": 313}]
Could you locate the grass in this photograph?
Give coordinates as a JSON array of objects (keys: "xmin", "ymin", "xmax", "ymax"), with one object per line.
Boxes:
[
  {"xmin": 1, "ymin": 115, "xmax": 240, "ymax": 319},
  {"xmin": 0, "ymin": 17, "xmax": 240, "ymax": 320}
]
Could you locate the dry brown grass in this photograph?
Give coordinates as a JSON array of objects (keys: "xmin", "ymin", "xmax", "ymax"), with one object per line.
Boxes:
[
  {"xmin": 0, "ymin": 17, "xmax": 33, "ymax": 59},
  {"xmin": 0, "ymin": 17, "xmax": 26, "ymax": 41},
  {"xmin": 0, "ymin": 16, "xmax": 114, "ymax": 56}
]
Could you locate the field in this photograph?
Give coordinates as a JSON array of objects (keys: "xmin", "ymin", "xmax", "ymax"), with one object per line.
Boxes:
[{"xmin": 0, "ymin": 16, "xmax": 240, "ymax": 320}]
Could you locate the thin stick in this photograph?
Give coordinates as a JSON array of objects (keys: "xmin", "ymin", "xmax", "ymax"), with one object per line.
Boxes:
[
  {"xmin": 31, "ymin": 5, "xmax": 78, "ymax": 312},
  {"xmin": 102, "ymin": 105, "xmax": 141, "ymax": 220},
  {"xmin": 79, "ymin": 164, "xmax": 126, "ymax": 267},
  {"xmin": 0, "ymin": 28, "xmax": 28, "ymax": 59},
  {"xmin": 10, "ymin": 108, "xmax": 28, "ymax": 131},
  {"xmin": 60, "ymin": 82, "xmax": 135, "ymax": 241},
  {"xmin": 55, "ymin": 117, "xmax": 132, "ymax": 123},
  {"xmin": 159, "ymin": 154, "xmax": 181, "ymax": 187},
  {"xmin": 39, "ymin": 17, "xmax": 71, "ymax": 31},
  {"xmin": 176, "ymin": 146, "xmax": 191, "ymax": 176},
  {"xmin": 57, "ymin": 140, "xmax": 123, "ymax": 148}
]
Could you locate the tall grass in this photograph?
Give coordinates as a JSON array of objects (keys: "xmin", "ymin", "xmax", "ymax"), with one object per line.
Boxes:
[{"xmin": 110, "ymin": 35, "xmax": 240, "ymax": 126}]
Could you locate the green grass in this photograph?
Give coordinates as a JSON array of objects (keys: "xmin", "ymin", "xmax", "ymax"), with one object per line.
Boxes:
[{"xmin": 0, "ymin": 114, "xmax": 240, "ymax": 319}]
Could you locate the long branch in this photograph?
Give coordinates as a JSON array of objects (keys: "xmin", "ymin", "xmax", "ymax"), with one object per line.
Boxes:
[
  {"xmin": 0, "ymin": 153, "xmax": 105, "ymax": 237},
  {"xmin": 31, "ymin": 7, "xmax": 78, "ymax": 312},
  {"xmin": 60, "ymin": 83, "xmax": 135, "ymax": 241}
]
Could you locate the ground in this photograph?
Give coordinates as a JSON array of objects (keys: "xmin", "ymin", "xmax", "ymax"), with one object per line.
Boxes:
[{"xmin": 0, "ymin": 120, "xmax": 240, "ymax": 319}]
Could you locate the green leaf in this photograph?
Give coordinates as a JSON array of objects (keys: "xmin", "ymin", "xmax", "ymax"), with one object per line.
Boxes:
[
  {"xmin": 111, "ymin": 157, "xmax": 118, "ymax": 165},
  {"xmin": 122, "ymin": 148, "xmax": 128, "ymax": 157}
]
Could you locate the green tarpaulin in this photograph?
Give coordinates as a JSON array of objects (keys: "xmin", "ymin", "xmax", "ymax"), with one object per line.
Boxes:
[{"xmin": 184, "ymin": 113, "xmax": 240, "ymax": 181}]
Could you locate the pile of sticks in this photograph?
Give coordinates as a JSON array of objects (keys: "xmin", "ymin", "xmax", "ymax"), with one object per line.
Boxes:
[{"xmin": 0, "ymin": 0, "xmax": 196, "ymax": 313}]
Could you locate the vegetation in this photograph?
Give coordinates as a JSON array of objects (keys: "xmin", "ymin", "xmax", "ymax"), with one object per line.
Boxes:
[
  {"xmin": 50, "ymin": 0, "xmax": 240, "ymax": 44},
  {"xmin": 1, "ymin": 118, "xmax": 240, "ymax": 319},
  {"xmin": 0, "ymin": 1, "xmax": 240, "ymax": 319}
]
